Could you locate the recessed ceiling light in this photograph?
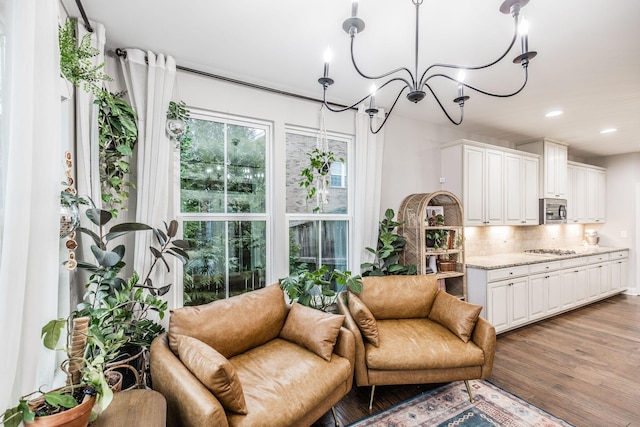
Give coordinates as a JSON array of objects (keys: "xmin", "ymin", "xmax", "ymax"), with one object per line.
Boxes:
[
  {"xmin": 545, "ymin": 110, "xmax": 563, "ymax": 117},
  {"xmin": 600, "ymin": 128, "xmax": 617, "ymax": 134}
]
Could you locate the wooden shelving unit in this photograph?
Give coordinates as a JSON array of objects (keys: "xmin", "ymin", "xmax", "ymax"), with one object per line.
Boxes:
[{"xmin": 398, "ymin": 191, "xmax": 466, "ymax": 300}]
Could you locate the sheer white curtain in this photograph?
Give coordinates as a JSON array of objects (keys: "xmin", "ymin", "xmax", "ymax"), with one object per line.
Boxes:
[
  {"xmin": 0, "ymin": 0, "xmax": 62, "ymax": 411},
  {"xmin": 353, "ymin": 107, "xmax": 385, "ymax": 273},
  {"xmin": 119, "ymin": 49, "xmax": 176, "ymax": 303}
]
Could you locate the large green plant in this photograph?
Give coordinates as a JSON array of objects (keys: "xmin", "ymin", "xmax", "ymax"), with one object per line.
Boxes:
[
  {"xmin": 96, "ymin": 89, "xmax": 138, "ymax": 217},
  {"xmin": 74, "ymin": 205, "xmax": 189, "ymax": 350},
  {"xmin": 361, "ymin": 208, "xmax": 417, "ymax": 276},
  {"xmin": 58, "ymin": 18, "xmax": 110, "ymax": 96},
  {"xmin": 279, "ymin": 265, "xmax": 362, "ymax": 311}
]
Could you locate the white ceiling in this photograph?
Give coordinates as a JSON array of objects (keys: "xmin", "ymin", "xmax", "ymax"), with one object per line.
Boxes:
[{"xmin": 61, "ymin": 0, "xmax": 640, "ymax": 158}]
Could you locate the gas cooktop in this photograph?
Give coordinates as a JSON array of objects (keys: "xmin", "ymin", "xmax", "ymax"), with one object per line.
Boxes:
[{"xmin": 524, "ymin": 249, "xmax": 577, "ymax": 256}]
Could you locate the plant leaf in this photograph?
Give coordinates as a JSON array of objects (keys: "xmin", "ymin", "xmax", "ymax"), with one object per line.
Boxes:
[
  {"xmin": 149, "ymin": 246, "xmax": 162, "ymax": 258},
  {"xmin": 41, "ymin": 318, "xmax": 66, "ymax": 350},
  {"xmin": 171, "ymin": 239, "xmax": 190, "ymax": 249},
  {"xmin": 91, "ymin": 245, "xmax": 123, "ymax": 267},
  {"xmin": 44, "ymin": 390, "xmax": 78, "ymax": 409},
  {"xmin": 86, "ymin": 208, "xmax": 112, "ymax": 226},
  {"xmin": 157, "ymin": 284, "xmax": 172, "ymax": 296},
  {"xmin": 167, "ymin": 220, "xmax": 178, "ymax": 237}
]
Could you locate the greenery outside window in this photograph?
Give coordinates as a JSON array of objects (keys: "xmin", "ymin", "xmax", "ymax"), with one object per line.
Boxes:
[{"xmin": 179, "ymin": 111, "xmax": 270, "ymax": 305}]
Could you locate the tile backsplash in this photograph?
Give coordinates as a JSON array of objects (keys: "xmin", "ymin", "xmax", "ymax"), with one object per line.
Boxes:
[{"xmin": 464, "ymin": 223, "xmax": 605, "ymax": 257}]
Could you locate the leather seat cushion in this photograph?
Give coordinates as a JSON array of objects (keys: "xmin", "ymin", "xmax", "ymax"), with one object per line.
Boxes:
[
  {"xmin": 365, "ymin": 319, "xmax": 485, "ymax": 370},
  {"xmin": 227, "ymin": 338, "xmax": 351, "ymax": 427}
]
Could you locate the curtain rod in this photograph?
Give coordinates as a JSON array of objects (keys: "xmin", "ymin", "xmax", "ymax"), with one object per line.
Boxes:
[
  {"xmin": 113, "ymin": 48, "xmax": 354, "ymax": 111},
  {"xmin": 75, "ymin": 0, "xmax": 93, "ymax": 32}
]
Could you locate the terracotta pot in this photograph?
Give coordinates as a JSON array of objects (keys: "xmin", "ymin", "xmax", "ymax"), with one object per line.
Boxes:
[
  {"xmin": 106, "ymin": 370, "xmax": 123, "ymax": 393},
  {"xmin": 27, "ymin": 393, "xmax": 96, "ymax": 427}
]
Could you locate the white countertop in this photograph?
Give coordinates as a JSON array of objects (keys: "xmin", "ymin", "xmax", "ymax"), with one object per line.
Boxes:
[{"xmin": 466, "ymin": 246, "xmax": 628, "ymax": 270}]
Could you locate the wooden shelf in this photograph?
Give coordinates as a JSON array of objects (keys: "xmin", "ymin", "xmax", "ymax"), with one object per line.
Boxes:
[{"xmin": 399, "ymin": 191, "xmax": 466, "ymax": 301}]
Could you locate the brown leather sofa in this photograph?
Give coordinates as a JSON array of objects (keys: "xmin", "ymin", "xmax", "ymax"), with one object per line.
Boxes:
[
  {"xmin": 337, "ymin": 275, "xmax": 496, "ymax": 409},
  {"xmin": 150, "ymin": 284, "xmax": 355, "ymax": 427}
]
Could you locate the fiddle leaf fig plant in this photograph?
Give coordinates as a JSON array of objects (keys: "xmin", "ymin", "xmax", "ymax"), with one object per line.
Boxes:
[
  {"xmin": 361, "ymin": 208, "xmax": 417, "ymax": 276},
  {"xmin": 300, "ymin": 148, "xmax": 343, "ymax": 213}
]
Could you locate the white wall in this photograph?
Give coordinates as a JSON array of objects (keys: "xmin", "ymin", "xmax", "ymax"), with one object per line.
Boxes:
[{"xmin": 594, "ymin": 153, "xmax": 640, "ymax": 295}]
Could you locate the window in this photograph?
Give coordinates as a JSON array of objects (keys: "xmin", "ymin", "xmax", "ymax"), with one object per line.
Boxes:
[
  {"xmin": 179, "ymin": 111, "xmax": 270, "ymax": 305},
  {"xmin": 285, "ymin": 126, "xmax": 352, "ymax": 276}
]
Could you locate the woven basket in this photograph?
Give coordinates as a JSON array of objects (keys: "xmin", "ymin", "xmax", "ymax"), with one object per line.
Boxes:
[{"xmin": 436, "ymin": 260, "xmax": 456, "ymax": 272}]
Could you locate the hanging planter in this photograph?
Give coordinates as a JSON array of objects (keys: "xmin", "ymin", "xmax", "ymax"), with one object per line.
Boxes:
[
  {"xmin": 166, "ymin": 101, "xmax": 191, "ymax": 146},
  {"xmin": 299, "ymin": 148, "xmax": 341, "ymax": 213}
]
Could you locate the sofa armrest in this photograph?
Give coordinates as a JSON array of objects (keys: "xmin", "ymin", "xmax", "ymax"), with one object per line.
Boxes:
[
  {"xmin": 471, "ymin": 317, "xmax": 497, "ymax": 378},
  {"xmin": 150, "ymin": 334, "xmax": 229, "ymax": 427},
  {"xmin": 337, "ymin": 292, "xmax": 370, "ymax": 386}
]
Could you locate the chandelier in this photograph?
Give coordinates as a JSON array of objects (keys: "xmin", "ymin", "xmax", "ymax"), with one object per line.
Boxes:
[{"xmin": 318, "ymin": 0, "xmax": 537, "ymax": 134}]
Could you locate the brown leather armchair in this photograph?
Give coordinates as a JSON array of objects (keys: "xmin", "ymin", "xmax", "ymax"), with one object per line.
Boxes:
[{"xmin": 337, "ymin": 275, "xmax": 496, "ymax": 409}]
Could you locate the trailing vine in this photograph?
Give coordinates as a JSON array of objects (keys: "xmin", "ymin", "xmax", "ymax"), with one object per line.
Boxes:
[{"xmin": 96, "ymin": 89, "xmax": 138, "ymax": 217}]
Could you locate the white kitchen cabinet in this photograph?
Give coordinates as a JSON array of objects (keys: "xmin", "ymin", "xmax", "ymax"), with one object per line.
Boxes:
[
  {"xmin": 467, "ymin": 249, "xmax": 627, "ymax": 334},
  {"xmin": 488, "ymin": 277, "xmax": 528, "ymax": 333},
  {"xmin": 441, "ymin": 140, "xmax": 539, "ymax": 226},
  {"xmin": 567, "ymin": 161, "xmax": 606, "ymax": 224},
  {"xmin": 504, "ymin": 153, "xmax": 539, "ymax": 225},
  {"xmin": 517, "ymin": 138, "xmax": 568, "ymax": 199}
]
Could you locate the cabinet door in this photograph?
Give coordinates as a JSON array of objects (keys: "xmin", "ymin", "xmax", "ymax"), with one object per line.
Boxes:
[
  {"xmin": 544, "ymin": 141, "xmax": 567, "ymax": 198},
  {"xmin": 586, "ymin": 168, "xmax": 598, "ymax": 222},
  {"xmin": 523, "ymin": 157, "xmax": 539, "ymax": 224},
  {"xmin": 488, "ymin": 282, "xmax": 509, "ymax": 333},
  {"xmin": 559, "ymin": 270, "xmax": 575, "ymax": 309},
  {"xmin": 510, "ymin": 278, "xmax": 529, "ymax": 329},
  {"xmin": 546, "ymin": 273, "xmax": 561, "ymax": 315},
  {"xmin": 485, "ymin": 149, "xmax": 504, "ymax": 225},
  {"xmin": 504, "ymin": 153, "xmax": 522, "ymax": 225},
  {"xmin": 586, "ymin": 265, "xmax": 600, "ymax": 301},
  {"xmin": 573, "ymin": 166, "xmax": 587, "ymax": 223},
  {"xmin": 609, "ymin": 260, "xmax": 624, "ymax": 293},
  {"xmin": 596, "ymin": 170, "xmax": 606, "ymax": 222},
  {"xmin": 464, "ymin": 146, "xmax": 485, "ymax": 226},
  {"xmin": 574, "ymin": 268, "xmax": 589, "ymax": 305},
  {"xmin": 528, "ymin": 275, "xmax": 546, "ymax": 321},
  {"xmin": 598, "ymin": 263, "xmax": 611, "ymax": 296}
]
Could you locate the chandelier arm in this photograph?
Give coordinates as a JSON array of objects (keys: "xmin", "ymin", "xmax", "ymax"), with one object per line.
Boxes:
[
  {"xmin": 423, "ymin": 83, "xmax": 463, "ymax": 126},
  {"xmin": 424, "ymin": 68, "xmax": 529, "ymax": 98},
  {"xmin": 417, "ymin": 20, "xmax": 519, "ymax": 88},
  {"xmin": 370, "ymin": 87, "xmax": 408, "ymax": 134},
  {"xmin": 350, "ymin": 36, "xmax": 415, "ymax": 86},
  {"xmin": 321, "ymin": 89, "xmax": 373, "ymax": 113}
]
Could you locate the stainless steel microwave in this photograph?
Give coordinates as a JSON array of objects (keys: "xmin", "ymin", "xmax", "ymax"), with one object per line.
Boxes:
[{"xmin": 539, "ymin": 198, "xmax": 567, "ymax": 224}]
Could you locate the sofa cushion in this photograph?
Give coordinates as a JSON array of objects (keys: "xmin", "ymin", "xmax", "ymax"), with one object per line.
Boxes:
[
  {"xmin": 174, "ymin": 334, "xmax": 247, "ymax": 414},
  {"xmin": 228, "ymin": 338, "xmax": 352, "ymax": 427},
  {"xmin": 279, "ymin": 303, "xmax": 345, "ymax": 361},
  {"xmin": 365, "ymin": 318, "xmax": 485, "ymax": 370},
  {"xmin": 168, "ymin": 284, "xmax": 288, "ymax": 358},
  {"xmin": 428, "ymin": 290, "xmax": 482, "ymax": 343},
  {"xmin": 347, "ymin": 292, "xmax": 379, "ymax": 347},
  {"xmin": 358, "ymin": 275, "xmax": 438, "ymax": 319}
]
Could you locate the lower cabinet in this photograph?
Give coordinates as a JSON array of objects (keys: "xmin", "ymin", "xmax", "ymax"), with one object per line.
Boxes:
[
  {"xmin": 468, "ymin": 250, "xmax": 628, "ymax": 334},
  {"xmin": 488, "ymin": 277, "xmax": 528, "ymax": 332}
]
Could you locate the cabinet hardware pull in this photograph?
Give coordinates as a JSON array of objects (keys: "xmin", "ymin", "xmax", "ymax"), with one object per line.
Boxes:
[
  {"xmin": 508, "ymin": 283, "xmax": 513, "ymax": 286},
  {"xmin": 545, "ymin": 276, "xmax": 549, "ymax": 279}
]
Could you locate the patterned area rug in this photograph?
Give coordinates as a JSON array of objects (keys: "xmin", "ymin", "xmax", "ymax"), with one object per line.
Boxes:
[{"xmin": 347, "ymin": 380, "xmax": 575, "ymax": 427}]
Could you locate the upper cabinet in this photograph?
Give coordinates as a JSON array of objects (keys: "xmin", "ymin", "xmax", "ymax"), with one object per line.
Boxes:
[
  {"xmin": 567, "ymin": 161, "xmax": 606, "ymax": 224},
  {"xmin": 516, "ymin": 138, "xmax": 568, "ymax": 198},
  {"xmin": 441, "ymin": 140, "xmax": 539, "ymax": 226}
]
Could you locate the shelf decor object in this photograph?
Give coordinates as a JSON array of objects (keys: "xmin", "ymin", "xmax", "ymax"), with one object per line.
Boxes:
[
  {"xmin": 398, "ymin": 191, "xmax": 467, "ymax": 300},
  {"xmin": 318, "ymin": 0, "xmax": 538, "ymax": 133}
]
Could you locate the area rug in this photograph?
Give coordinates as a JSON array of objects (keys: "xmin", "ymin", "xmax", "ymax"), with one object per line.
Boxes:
[{"xmin": 347, "ymin": 380, "xmax": 575, "ymax": 427}]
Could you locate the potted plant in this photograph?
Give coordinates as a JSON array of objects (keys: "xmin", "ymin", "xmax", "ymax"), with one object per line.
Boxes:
[
  {"xmin": 426, "ymin": 213, "xmax": 448, "ymax": 250},
  {"xmin": 95, "ymin": 89, "xmax": 138, "ymax": 218},
  {"xmin": 361, "ymin": 209, "xmax": 417, "ymax": 276},
  {"xmin": 71, "ymin": 203, "xmax": 189, "ymax": 388},
  {"xmin": 299, "ymin": 148, "xmax": 343, "ymax": 213},
  {"xmin": 279, "ymin": 265, "xmax": 362, "ymax": 312},
  {"xmin": 1, "ymin": 315, "xmax": 116, "ymax": 427}
]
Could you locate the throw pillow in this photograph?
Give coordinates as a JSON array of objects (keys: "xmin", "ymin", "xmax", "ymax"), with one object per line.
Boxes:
[
  {"xmin": 175, "ymin": 334, "xmax": 247, "ymax": 414},
  {"xmin": 347, "ymin": 292, "xmax": 379, "ymax": 347},
  {"xmin": 279, "ymin": 302, "xmax": 345, "ymax": 361},
  {"xmin": 428, "ymin": 290, "xmax": 482, "ymax": 343}
]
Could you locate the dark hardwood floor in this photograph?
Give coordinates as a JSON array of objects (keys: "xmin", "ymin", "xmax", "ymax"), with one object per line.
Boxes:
[{"xmin": 312, "ymin": 294, "xmax": 640, "ymax": 427}]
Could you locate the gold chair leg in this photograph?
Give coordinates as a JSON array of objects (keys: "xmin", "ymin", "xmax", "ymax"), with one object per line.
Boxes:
[
  {"xmin": 331, "ymin": 406, "xmax": 340, "ymax": 427},
  {"xmin": 464, "ymin": 380, "xmax": 474, "ymax": 403},
  {"xmin": 368, "ymin": 385, "xmax": 376, "ymax": 412}
]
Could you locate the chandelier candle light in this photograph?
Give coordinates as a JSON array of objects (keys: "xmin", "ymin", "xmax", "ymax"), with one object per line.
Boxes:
[{"xmin": 318, "ymin": 0, "xmax": 538, "ymax": 134}]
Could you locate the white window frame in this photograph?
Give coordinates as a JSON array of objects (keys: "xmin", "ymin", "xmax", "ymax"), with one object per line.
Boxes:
[
  {"xmin": 175, "ymin": 108, "xmax": 273, "ymax": 304},
  {"xmin": 284, "ymin": 125, "xmax": 354, "ymax": 272}
]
